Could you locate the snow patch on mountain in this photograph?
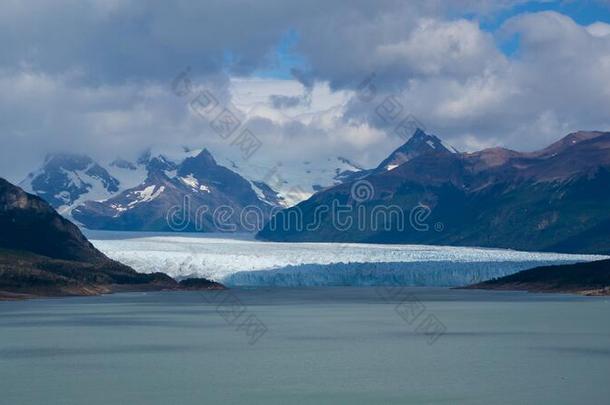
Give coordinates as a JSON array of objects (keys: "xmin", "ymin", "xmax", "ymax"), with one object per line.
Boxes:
[
  {"xmin": 128, "ymin": 185, "xmax": 165, "ymax": 206},
  {"xmin": 179, "ymin": 174, "xmax": 211, "ymax": 193},
  {"xmin": 215, "ymin": 155, "xmax": 365, "ymax": 206}
]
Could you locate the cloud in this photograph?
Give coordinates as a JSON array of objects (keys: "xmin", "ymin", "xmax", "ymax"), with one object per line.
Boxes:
[
  {"xmin": 0, "ymin": 67, "xmax": 232, "ymax": 178},
  {"xmin": 0, "ymin": 0, "xmax": 522, "ymax": 86},
  {"xmin": 1, "ymin": 2, "xmax": 610, "ymax": 184},
  {"xmin": 376, "ymin": 18, "xmax": 504, "ymax": 78},
  {"xmin": 269, "ymin": 94, "xmax": 308, "ymax": 109},
  {"xmin": 587, "ymin": 21, "xmax": 610, "ymax": 37},
  {"xmin": 342, "ymin": 10, "xmax": 610, "ymax": 152}
]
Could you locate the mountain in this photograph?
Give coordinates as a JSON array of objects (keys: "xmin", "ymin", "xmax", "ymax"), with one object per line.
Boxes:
[
  {"xmin": 0, "ymin": 178, "xmax": 180, "ymax": 299},
  {"xmin": 329, "ymin": 129, "xmax": 457, "ymax": 183},
  {"xmin": 19, "ymin": 154, "xmax": 121, "ymax": 215},
  {"xmin": 258, "ymin": 130, "xmax": 610, "ymax": 255},
  {"xmin": 72, "ymin": 149, "xmax": 277, "ymax": 232},
  {"xmin": 21, "ymin": 144, "xmax": 366, "ymax": 230},
  {"xmin": 216, "ymin": 154, "xmax": 366, "ymax": 206},
  {"xmin": 1, "ymin": 177, "xmax": 106, "ymax": 262},
  {"xmin": 21, "ymin": 147, "xmax": 291, "ymax": 231},
  {"xmin": 467, "ymin": 259, "xmax": 610, "ymax": 295},
  {"xmin": 375, "ymin": 129, "xmax": 456, "ymax": 172}
]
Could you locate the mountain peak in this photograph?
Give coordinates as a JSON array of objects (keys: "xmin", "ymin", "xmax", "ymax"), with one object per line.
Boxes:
[
  {"xmin": 376, "ymin": 129, "xmax": 452, "ymax": 172},
  {"xmin": 183, "ymin": 148, "xmax": 218, "ymax": 167},
  {"xmin": 404, "ymin": 129, "xmax": 449, "ymax": 151},
  {"xmin": 176, "ymin": 148, "xmax": 224, "ymax": 181},
  {"xmin": 194, "ymin": 148, "xmax": 217, "ymax": 165},
  {"xmin": 43, "ymin": 153, "xmax": 93, "ymax": 168},
  {"xmin": 137, "ymin": 149, "xmax": 152, "ymax": 165},
  {"xmin": 411, "ymin": 127, "xmax": 428, "ymax": 139},
  {"xmin": 22, "ymin": 153, "xmax": 120, "ymax": 210},
  {"xmin": 146, "ymin": 155, "xmax": 177, "ymax": 173},
  {"xmin": 535, "ymin": 130, "xmax": 609, "ymax": 158}
]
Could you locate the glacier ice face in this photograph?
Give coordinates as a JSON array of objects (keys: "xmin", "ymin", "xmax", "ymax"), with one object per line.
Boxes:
[
  {"xmin": 223, "ymin": 261, "xmax": 566, "ymax": 287},
  {"xmin": 89, "ymin": 231, "xmax": 607, "ymax": 287}
]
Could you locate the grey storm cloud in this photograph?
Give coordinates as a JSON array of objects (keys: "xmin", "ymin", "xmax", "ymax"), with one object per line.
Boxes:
[
  {"xmin": 0, "ymin": 0, "xmax": 523, "ymax": 86},
  {"xmin": 1, "ymin": 1, "xmax": 610, "ymax": 182}
]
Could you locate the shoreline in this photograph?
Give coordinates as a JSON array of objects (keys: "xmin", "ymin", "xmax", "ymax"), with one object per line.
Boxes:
[
  {"xmin": 0, "ymin": 278, "xmax": 226, "ymax": 302},
  {"xmin": 464, "ymin": 258, "xmax": 610, "ymax": 296},
  {"xmin": 4, "ymin": 283, "xmax": 609, "ymax": 302},
  {"xmin": 463, "ymin": 283, "xmax": 610, "ymax": 296}
]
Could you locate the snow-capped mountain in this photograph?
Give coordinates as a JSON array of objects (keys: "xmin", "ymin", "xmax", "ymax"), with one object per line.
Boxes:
[
  {"xmin": 302, "ymin": 129, "xmax": 458, "ymax": 185},
  {"xmin": 21, "ymin": 129, "xmax": 457, "ymax": 226},
  {"xmin": 19, "ymin": 154, "xmax": 122, "ymax": 216},
  {"xmin": 72, "ymin": 149, "xmax": 280, "ymax": 231},
  {"xmin": 128, "ymin": 145, "xmax": 366, "ymax": 207},
  {"xmin": 21, "ymin": 137, "xmax": 369, "ymax": 230},
  {"xmin": 20, "ymin": 148, "xmax": 281, "ymax": 225},
  {"xmin": 215, "ymin": 154, "xmax": 365, "ymax": 206},
  {"xmin": 375, "ymin": 128, "xmax": 457, "ymax": 172},
  {"xmin": 259, "ymin": 129, "xmax": 610, "ymax": 255}
]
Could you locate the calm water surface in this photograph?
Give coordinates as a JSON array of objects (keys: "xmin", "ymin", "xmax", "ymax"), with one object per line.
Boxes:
[{"xmin": 0, "ymin": 288, "xmax": 609, "ymax": 404}]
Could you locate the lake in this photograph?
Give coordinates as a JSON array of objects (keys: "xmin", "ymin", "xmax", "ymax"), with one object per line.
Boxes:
[{"xmin": 1, "ymin": 288, "xmax": 609, "ymax": 404}]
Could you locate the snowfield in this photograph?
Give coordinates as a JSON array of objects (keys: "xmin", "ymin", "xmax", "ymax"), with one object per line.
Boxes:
[{"xmin": 88, "ymin": 231, "xmax": 607, "ymax": 287}]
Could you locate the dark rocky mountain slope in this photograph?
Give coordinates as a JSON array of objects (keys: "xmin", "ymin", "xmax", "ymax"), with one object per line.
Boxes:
[
  {"xmin": 258, "ymin": 130, "xmax": 610, "ymax": 255},
  {"xmin": 0, "ymin": 178, "xmax": 221, "ymax": 299},
  {"xmin": 466, "ymin": 259, "xmax": 610, "ymax": 295}
]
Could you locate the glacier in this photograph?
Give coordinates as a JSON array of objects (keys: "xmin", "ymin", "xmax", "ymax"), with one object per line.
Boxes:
[{"xmin": 88, "ymin": 231, "xmax": 607, "ymax": 287}]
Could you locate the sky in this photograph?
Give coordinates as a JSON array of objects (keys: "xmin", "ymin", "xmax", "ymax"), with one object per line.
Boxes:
[{"xmin": 2, "ymin": 0, "xmax": 610, "ymax": 183}]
